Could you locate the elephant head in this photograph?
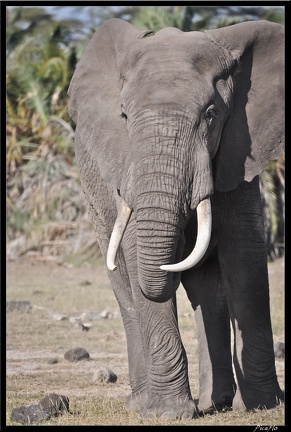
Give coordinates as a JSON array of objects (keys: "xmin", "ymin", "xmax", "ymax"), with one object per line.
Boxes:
[{"xmin": 68, "ymin": 19, "xmax": 284, "ymax": 302}]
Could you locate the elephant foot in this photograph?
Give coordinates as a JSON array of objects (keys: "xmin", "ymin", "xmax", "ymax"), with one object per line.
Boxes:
[
  {"xmin": 125, "ymin": 391, "xmax": 148, "ymax": 414},
  {"xmin": 140, "ymin": 396, "xmax": 198, "ymax": 420},
  {"xmin": 198, "ymin": 383, "xmax": 236, "ymax": 414},
  {"xmin": 232, "ymin": 386, "xmax": 284, "ymax": 411},
  {"xmin": 198, "ymin": 396, "xmax": 234, "ymax": 415}
]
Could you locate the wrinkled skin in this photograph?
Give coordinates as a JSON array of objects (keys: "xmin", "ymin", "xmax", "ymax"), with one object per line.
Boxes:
[{"xmin": 68, "ymin": 19, "xmax": 284, "ymax": 419}]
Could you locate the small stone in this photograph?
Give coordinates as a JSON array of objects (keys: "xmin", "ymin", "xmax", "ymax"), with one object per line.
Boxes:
[
  {"xmin": 99, "ymin": 308, "xmax": 113, "ymax": 319},
  {"xmin": 47, "ymin": 358, "xmax": 59, "ymax": 364},
  {"xmin": 80, "ymin": 280, "xmax": 92, "ymax": 286},
  {"xmin": 51, "ymin": 313, "xmax": 67, "ymax": 321},
  {"xmin": 93, "ymin": 366, "xmax": 117, "ymax": 383},
  {"xmin": 64, "ymin": 347, "xmax": 90, "ymax": 362},
  {"xmin": 79, "ymin": 322, "xmax": 92, "ymax": 331}
]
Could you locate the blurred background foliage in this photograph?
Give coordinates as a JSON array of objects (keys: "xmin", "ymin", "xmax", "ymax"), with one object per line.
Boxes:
[{"xmin": 6, "ymin": 5, "xmax": 285, "ymax": 263}]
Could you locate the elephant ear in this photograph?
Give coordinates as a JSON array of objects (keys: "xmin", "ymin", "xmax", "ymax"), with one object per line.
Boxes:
[
  {"xmin": 205, "ymin": 20, "xmax": 284, "ymax": 192},
  {"xmin": 68, "ymin": 19, "xmax": 152, "ymax": 191}
]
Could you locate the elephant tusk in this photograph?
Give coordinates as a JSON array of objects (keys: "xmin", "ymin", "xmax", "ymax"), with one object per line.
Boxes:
[
  {"xmin": 160, "ymin": 198, "xmax": 212, "ymax": 272},
  {"xmin": 107, "ymin": 198, "xmax": 132, "ymax": 271}
]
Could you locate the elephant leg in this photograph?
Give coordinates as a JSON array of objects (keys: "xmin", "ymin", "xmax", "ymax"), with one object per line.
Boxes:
[
  {"xmin": 182, "ymin": 252, "xmax": 236, "ymax": 413},
  {"xmin": 105, "ymin": 274, "xmax": 149, "ymax": 412},
  {"xmin": 135, "ymin": 292, "xmax": 196, "ymax": 419},
  {"xmin": 107, "ymin": 266, "xmax": 148, "ymax": 415},
  {"xmin": 213, "ymin": 178, "xmax": 284, "ymax": 410},
  {"xmin": 114, "ymin": 218, "xmax": 149, "ymax": 413},
  {"xmin": 122, "ymin": 215, "xmax": 197, "ymax": 420},
  {"xmin": 84, "ymin": 193, "xmax": 148, "ymax": 413}
]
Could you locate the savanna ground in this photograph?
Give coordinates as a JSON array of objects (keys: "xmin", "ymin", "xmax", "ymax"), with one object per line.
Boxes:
[{"xmin": 6, "ymin": 255, "xmax": 285, "ymax": 426}]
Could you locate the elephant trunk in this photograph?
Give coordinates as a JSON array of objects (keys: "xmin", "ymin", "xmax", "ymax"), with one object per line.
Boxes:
[
  {"xmin": 136, "ymin": 205, "xmax": 183, "ymax": 302},
  {"xmin": 107, "ymin": 111, "xmax": 213, "ymax": 301},
  {"xmin": 135, "ymin": 199, "xmax": 212, "ymax": 301}
]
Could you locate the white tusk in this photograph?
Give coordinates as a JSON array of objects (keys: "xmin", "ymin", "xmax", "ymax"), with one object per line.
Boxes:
[
  {"xmin": 160, "ymin": 198, "xmax": 212, "ymax": 272},
  {"xmin": 107, "ymin": 198, "xmax": 132, "ymax": 271}
]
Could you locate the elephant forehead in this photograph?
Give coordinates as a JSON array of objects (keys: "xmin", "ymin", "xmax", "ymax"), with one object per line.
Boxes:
[
  {"xmin": 130, "ymin": 28, "xmax": 217, "ymax": 69},
  {"xmin": 121, "ymin": 56, "xmax": 215, "ymax": 109},
  {"xmin": 120, "ymin": 30, "xmax": 223, "ymax": 83}
]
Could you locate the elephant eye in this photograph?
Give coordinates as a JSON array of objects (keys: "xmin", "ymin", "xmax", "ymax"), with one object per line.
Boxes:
[
  {"xmin": 205, "ymin": 104, "xmax": 217, "ymax": 125},
  {"xmin": 120, "ymin": 105, "xmax": 128, "ymax": 121}
]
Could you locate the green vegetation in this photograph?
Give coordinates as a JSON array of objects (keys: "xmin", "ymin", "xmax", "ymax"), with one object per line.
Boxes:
[{"xmin": 6, "ymin": 5, "xmax": 285, "ymax": 262}]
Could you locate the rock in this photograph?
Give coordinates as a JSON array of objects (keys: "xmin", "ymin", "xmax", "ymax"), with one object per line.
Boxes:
[
  {"xmin": 50, "ymin": 313, "xmax": 68, "ymax": 321},
  {"xmin": 11, "ymin": 394, "xmax": 69, "ymax": 425},
  {"xmin": 99, "ymin": 308, "xmax": 114, "ymax": 319},
  {"xmin": 47, "ymin": 358, "xmax": 59, "ymax": 364},
  {"xmin": 64, "ymin": 347, "xmax": 90, "ymax": 362},
  {"xmin": 80, "ymin": 280, "xmax": 92, "ymax": 286},
  {"xmin": 274, "ymin": 341, "xmax": 285, "ymax": 358},
  {"xmin": 39, "ymin": 393, "xmax": 69, "ymax": 416},
  {"xmin": 79, "ymin": 322, "xmax": 92, "ymax": 331},
  {"xmin": 93, "ymin": 366, "xmax": 117, "ymax": 383},
  {"xmin": 6, "ymin": 301, "xmax": 31, "ymax": 313},
  {"xmin": 11, "ymin": 404, "xmax": 50, "ymax": 424}
]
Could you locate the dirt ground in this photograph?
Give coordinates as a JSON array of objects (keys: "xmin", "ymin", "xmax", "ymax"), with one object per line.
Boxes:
[
  {"xmin": 6, "ymin": 257, "xmax": 129, "ymax": 397},
  {"xmin": 6, "ymin": 255, "xmax": 285, "ymax": 424}
]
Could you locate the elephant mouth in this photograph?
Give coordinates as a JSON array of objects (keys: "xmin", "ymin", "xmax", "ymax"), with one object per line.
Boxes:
[{"xmin": 106, "ymin": 197, "xmax": 212, "ymax": 273}]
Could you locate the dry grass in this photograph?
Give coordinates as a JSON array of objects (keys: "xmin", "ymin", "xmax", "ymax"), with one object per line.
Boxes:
[{"xmin": 6, "ymin": 257, "xmax": 285, "ymax": 426}]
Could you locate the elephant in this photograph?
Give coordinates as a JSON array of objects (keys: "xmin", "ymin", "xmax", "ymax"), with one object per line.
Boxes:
[{"xmin": 68, "ymin": 18, "xmax": 284, "ymax": 419}]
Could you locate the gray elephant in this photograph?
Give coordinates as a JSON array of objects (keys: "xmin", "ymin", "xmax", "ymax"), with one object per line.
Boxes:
[{"xmin": 68, "ymin": 18, "xmax": 284, "ymax": 419}]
